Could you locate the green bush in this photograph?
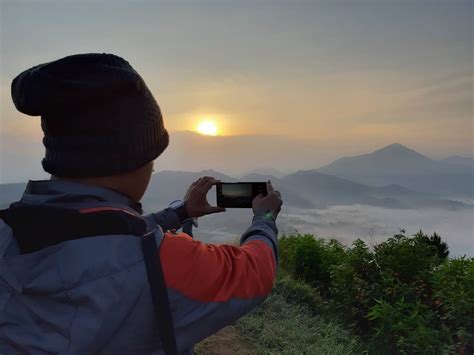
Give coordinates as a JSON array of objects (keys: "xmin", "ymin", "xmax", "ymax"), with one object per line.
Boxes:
[
  {"xmin": 277, "ymin": 231, "xmax": 474, "ymax": 354},
  {"xmin": 367, "ymin": 297, "xmax": 454, "ymax": 354},
  {"xmin": 279, "ymin": 234, "xmax": 346, "ymax": 293},
  {"xmin": 237, "ymin": 289, "xmax": 361, "ymax": 354},
  {"xmin": 330, "ymin": 239, "xmax": 378, "ymax": 333},
  {"xmin": 431, "ymin": 257, "xmax": 474, "ymax": 351},
  {"xmin": 373, "ymin": 232, "xmax": 443, "ymax": 284}
]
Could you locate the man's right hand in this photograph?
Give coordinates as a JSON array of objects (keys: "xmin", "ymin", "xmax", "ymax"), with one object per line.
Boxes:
[
  {"xmin": 252, "ymin": 180, "xmax": 283, "ymax": 220},
  {"xmin": 184, "ymin": 176, "xmax": 226, "ymax": 218}
]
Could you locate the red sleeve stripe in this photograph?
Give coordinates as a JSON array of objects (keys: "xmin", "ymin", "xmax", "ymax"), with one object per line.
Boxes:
[{"xmin": 160, "ymin": 233, "xmax": 276, "ymax": 303}]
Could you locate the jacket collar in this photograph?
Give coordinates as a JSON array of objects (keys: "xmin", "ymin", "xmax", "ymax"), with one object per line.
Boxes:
[{"xmin": 19, "ymin": 180, "xmax": 144, "ymax": 215}]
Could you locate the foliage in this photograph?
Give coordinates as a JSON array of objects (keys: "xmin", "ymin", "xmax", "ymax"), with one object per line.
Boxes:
[
  {"xmin": 236, "ymin": 280, "xmax": 361, "ymax": 355},
  {"xmin": 277, "ymin": 231, "xmax": 474, "ymax": 354},
  {"xmin": 272, "ymin": 272, "xmax": 324, "ymax": 314},
  {"xmin": 415, "ymin": 231, "xmax": 450, "ymax": 260},
  {"xmin": 279, "ymin": 234, "xmax": 346, "ymax": 293}
]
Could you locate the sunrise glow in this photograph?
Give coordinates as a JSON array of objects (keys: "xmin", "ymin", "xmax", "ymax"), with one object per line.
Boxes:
[{"xmin": 197, "ymin": 121, "xmax": 218, "ymax": 136}]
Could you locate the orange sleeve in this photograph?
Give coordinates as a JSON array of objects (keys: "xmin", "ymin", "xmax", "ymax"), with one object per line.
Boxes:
[{"xmin": 160, "ymin": 232, "xmax": 276, "ymax": 303}]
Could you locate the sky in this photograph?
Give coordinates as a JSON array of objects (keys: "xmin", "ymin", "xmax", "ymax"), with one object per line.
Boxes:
[{"xmin": 0, "ymin": 0, "xmax": 472, "ymax": 183}]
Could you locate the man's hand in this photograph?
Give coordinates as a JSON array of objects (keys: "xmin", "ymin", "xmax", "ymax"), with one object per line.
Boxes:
[
  {"xmin": 252, "ymin": 180, "xmax": 283, "ymax": 220},
  {"xmin": 184, "ymin": 176, "xmax": 226, "ymax": 218}
]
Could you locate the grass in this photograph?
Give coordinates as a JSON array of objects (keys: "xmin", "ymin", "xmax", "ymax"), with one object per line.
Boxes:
[{"xmin": 235, "ymin": 274, "xmax": 361, "ymax": 355}]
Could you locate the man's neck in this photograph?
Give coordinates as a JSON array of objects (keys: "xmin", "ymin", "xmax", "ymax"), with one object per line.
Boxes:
[{"xmin": 50, "ymin": 175, "xmax": 139, "ymax": 202}]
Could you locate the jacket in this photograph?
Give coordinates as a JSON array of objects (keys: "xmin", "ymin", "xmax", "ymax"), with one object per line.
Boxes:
[{"xmin": 0, "ymin": 179, "xmax": 278, "ymax": 354}]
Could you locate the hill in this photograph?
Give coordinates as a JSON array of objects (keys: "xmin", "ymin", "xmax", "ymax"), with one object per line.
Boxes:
[
  {"xmin": 236, "ymin": 169, "xmax": 469, "ymax": 210},
  {"xmin": 1, "ymin": 168, "xmax": 470, "ymax": 212},
  {"xmin": 318, "ymin": 143, "xmax": 474, "ymax": 197}
]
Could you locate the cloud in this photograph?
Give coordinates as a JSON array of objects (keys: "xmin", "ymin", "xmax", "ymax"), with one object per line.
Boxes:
[
  {"xmin": 277, "ymin": 205, "xmax": 474, "ymax": 257},
  {"xmin": 153, "ymin": 200, "xmax": 474, "ymax": 258}
]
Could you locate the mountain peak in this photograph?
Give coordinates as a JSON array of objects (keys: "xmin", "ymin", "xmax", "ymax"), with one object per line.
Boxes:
[
  {"xmin": 376, "ymin": 143, "xmax": 415, "ymax": 153},
  {"xmin": 318, "ymin": 143, "xmax": 436, "ymax": 178},
  {"xmin": 382, "ymin": 142, "xmax": 407, "ymax": 149},
  {"xmin": 371, "ymin": 143, "xmax": 430, "ymax": 160}
]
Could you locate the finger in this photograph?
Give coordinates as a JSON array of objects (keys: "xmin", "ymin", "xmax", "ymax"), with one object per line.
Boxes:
[
  {"xmin": 253, "ymin": 193, "xmax": 263, "ymax": 202},
  {"xmin": 197, "ymin": 176, "xmax": 213, "ymax": 188},
  {"xmin": 193, "ymin": 178, "xmax": 203, "ymax": 188},
  {"xmin": 203, "ymin": 178, "xmax": 220, "ymax": 191},
  {"xmin": 266, "ymin": 180, "xmax": 275, "ymax": 194},
  {"xmin": 195, "ymin": 177, "xmax": 206, "ymax": 188},
  {"xmin": 275, "ymin": 190, "xmax": 281, "ymax": 198}
]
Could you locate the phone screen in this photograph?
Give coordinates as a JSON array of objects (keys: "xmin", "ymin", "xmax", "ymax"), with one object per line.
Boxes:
[
  {"xmin": 216, "ymin": 182, "xmax": 267, "ymax": 208},
  {"xmin": 221, "ymin": 183, "xmax": 252, "ymax": 197}
]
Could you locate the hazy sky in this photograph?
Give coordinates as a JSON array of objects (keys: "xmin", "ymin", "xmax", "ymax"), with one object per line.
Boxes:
[{"xmin": 0, "ymin": 0, "xmax": 472, "ymax": 182}]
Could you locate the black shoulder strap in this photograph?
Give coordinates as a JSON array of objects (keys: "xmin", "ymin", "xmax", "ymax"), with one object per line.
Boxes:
[
  {"xmin": 141, "ymin": 231, "xmax": 178, "ymax": 355},
  {"xmin": 0, "ymin": 203, "xmax": 148, "ymax": 254}
]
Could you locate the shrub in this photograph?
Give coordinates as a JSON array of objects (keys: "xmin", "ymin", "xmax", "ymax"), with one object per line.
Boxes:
[
  {"xmin": 367, "ymin": 297, "xmax": 454, "ymax": 354},
  {"xmin": 279, "ymin": 234, "xmax": 346, "ymax": 293},
  {"xmin": 330, "ymin": 239, "xmax": 378, "ymax": 332},
  {"xmin": 277, "ymin": 231, "xmax": 474, "ymax": 354},
  {"xmin": 431, "ymin": 257, "xmax": 474, "ymax": 352},
  {"xmin": 415, "ymin": 231, "xmax": 449, "ymax": 260}
]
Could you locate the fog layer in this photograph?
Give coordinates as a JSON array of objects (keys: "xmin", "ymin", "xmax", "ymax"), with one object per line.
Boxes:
[{"xmin": 181, "ymin": 205, "xmax": 474, "ymax": 257}]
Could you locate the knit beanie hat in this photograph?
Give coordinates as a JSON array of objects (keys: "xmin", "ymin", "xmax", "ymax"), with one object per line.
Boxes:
[{"xmin": 11, "ymin": 53, "xmax": 169, "ymax": 177}]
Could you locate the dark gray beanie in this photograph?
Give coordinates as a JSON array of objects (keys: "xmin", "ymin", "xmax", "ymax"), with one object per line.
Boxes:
[{"xmin": 11, "ymin": 53, "xmax": 169, "ymax": 177}]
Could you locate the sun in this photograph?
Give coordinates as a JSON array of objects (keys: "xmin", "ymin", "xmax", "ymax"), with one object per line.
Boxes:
[{"xmin": 197, "ymin": 121, "xmax": 218, "ymax": 136}]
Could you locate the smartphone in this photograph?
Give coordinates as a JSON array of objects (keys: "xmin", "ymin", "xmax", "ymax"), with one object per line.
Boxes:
[{"xmin": 216, "ymin": 182, "xmax": 267, "ymax": 208}]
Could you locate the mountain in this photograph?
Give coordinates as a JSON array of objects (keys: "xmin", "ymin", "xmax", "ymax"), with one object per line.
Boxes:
[
  {"xmin": 143, "ymin": 169, "xmax": 469, "ymax": 211},
  {"xmin": 280, "ymin": 169, "xmax": 468, "ymax": 210},
  {"xmin": 1, "ymin": 168, "xmax": 469, "ymax": 212},
  {"xmin": 440, "ymin": 156, "xmax": 474, "ymax": 167},
  {"xmin": 239, "ymin": 168, "xmax": 288, "ymax": 178},
  {"xmin": 320, "ymin": 143, "xmax": 436, "ymax": 175},
  {"xmin": 318, "ymin": 143, "xmax": 474, "ymax": 197}
]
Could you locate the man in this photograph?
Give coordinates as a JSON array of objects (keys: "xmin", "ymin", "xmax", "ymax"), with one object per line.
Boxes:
[{"xmin": 0, "ymin": 53, "xmax": 282, "ymax": 354}]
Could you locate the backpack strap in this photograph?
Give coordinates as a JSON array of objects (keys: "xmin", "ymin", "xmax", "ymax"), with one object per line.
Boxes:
[
  {"xmin": 0, "ymin": 215, "xmax": 14, "ymax": 257},
  {"xmin": 0, "ymin": 202, "xmax": 148, "ymax": 254},
  {"xmin": 142, "ymin": 229, "xmax": 178, "ymax": 355}
]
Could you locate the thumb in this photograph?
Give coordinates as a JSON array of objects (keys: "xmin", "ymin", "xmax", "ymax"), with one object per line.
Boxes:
[{"xmin": 253, "ymin": 193, "xmax": 263, "ymax": 202}]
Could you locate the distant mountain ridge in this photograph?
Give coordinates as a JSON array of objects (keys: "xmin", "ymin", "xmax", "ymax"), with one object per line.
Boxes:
[
  {"xmin": 141, "ymin": 168, "xmax": 471, "ymax": 212},
  {"xmin": 1, "ymin": 144, "xmax": 472, "ymax": 210},
  {"xmin": 0, "ymin": 172, "xmax": 470, "ymax": 212},
  {"xmin": 318, "ymin": 143, "xmax": 473, "ymax": 197},
  {"xmin": 440, "ymin": 156, "xmax": 474, "ymax": 166}
]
